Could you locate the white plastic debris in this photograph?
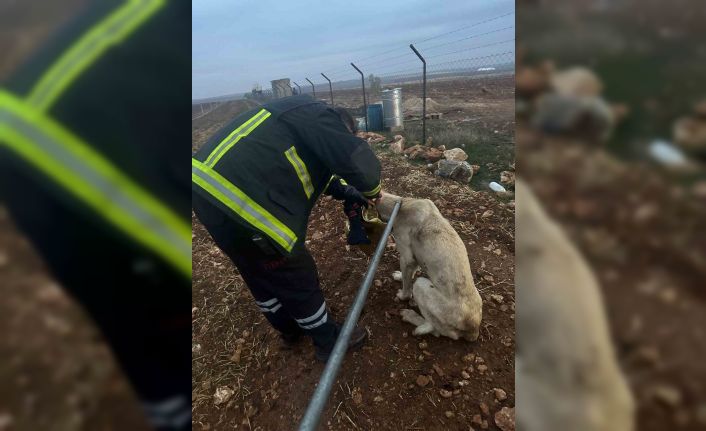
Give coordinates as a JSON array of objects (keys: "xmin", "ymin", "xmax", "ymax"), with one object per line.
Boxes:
[
  {"xmin": 489, "ymin": 182, "xmax": 507, "ymax": 193},
  {"xmin": 648, "ymin": 140, "xmax": 688, "ymax": 166}
]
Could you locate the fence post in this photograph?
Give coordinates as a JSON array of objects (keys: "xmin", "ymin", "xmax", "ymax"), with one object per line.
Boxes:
[
  {"xmin": 350, "ymin": 62, "xmax": 368, "ymax": 132},
  {"xmin": 306, "ymin": 78, "xmax": 316, "ymax": 98},
  {"xmin": 298, "ymin": 200, "xmax": 402, "ymax": 431},
  {"xmin": 321, "ymin": 73, "xmax": 334, "ymax": 106},
  {"xmin": 410, "ymin": 44, "xmax": 427, "ymax": 146},
  {"xmin": 293, "ymin": 81, "xmax": 302, "ymax": 95}
]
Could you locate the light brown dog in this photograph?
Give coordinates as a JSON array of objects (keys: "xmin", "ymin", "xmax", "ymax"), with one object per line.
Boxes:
[{"xmin": 376, "ymin": 193, "xmax": 482, "ymax": 341}]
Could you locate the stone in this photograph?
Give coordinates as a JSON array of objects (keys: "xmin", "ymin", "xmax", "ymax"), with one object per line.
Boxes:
[
  {"xmin": 650, "ymin": 384, "xmax": 682, "ymax": 407},
  {"xmin": 373, "ymin": 395, "xmax": 383, "ymax": 403},
  {"xmin": 479, "ymin": 402, "xmax": 490, "ymax": 416},
  {"xmin": 445, "ymin": 411, "xmax": 455, "ymax": 418},
  {"xmin": 416, "ymin": 375, "xmax": 431, "ymax": 387},
  {"xmin": 435, "ymin": 160, "xmax": 474, "ymax": 183},
  {"xmin": 500, "ymin": 171, "xmax": 515, "ymax": 186},
  {"xmin": 440, "ymin": 389, "xmax": 452, "ymax": 398},
  {"xmin": 390, "ymin": 135, "xmax": 406, "ymax": 154},
  {"xmin": 461, "ymin": 371, "xmax": 471, "ymax": 379},
  {"xmin": 551, "ymin": 66, "xmax": 603, "ymax": 97},
  {"xmin": 213, "ymin": 386, "xmax": 234, "ymax": 405},
  {"xmin": 494, "ymin": 407, "xmax": 515, "ymax": 431},
  {"xmin": 494, "ymin": 388, "xmax": 507, "ymax": 401},
  {"xmin": 477, "ymin": 364, "xmax": 488, "ymax": 373},
  {"xmin": 491, "ymin": 294, "xmax": 504, "ymax": 304},
  {"xmin": 432, "ymin": 364, "xmax": 445, "ymax": 377},
  {"xmin": 443, "ymin": 148, "xmax": 468, "ymax": 161}
]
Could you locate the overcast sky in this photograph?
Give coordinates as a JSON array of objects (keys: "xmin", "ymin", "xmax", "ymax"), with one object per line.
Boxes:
[{"xmin": 192, "ymin": 0, "xmax": 514, "ymax": 100}]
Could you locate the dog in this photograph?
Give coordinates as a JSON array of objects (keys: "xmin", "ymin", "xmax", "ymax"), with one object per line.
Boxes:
[
  {"xmin": 515, "ymin": 180, "xmax": 634, "ymax": 431},
  {"xmin": 375, "ymin": 193, "xmax": 482, "ymax": 341}
]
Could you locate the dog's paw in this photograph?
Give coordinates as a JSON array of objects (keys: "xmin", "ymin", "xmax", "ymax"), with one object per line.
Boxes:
[
  {"xmin": 399, "ymin": 308, "xmax": 417, "ymax": 322},
  {"xmin": 396, "ymin": 289, "xmax": 411, "ymax": 301},
  {"xmin": 392, "ymin": 271, "xmax": 402, "ymax": 281}
]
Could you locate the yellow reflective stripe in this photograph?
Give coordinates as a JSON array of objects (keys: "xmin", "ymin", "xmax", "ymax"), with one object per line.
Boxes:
[
  {"xmin": 204, "ymin": 109, "xmax": 271, "ymax": 167},
  {"xmin": 340, "ymin": 178, "xmax": 348, "ymax": 186},
  {"xmin": 362, "ymin": 183, "xmax": 382, "ymax": 197},
  {"xmin": 284, "ymin": 146, "xmax": 314, "ymax": 199},
  {"xmin": 28, "ymin": 0, "xmax": 165, "ymax": 111},
  {"xmin": 191, "ymin": 159, "xmax": 297, "ymax": 252},
  {"xmin": 0, "ymin": 91, "xmax": 191, "ymax": 277},
  {"xmin": 323, "ymin": 175, "xmax": 336, "ymax": 193}
]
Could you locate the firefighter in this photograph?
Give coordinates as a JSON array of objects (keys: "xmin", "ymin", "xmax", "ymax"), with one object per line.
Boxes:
[
  {"xmin": 0, "ymin": 1, "xmax": 191, "ymax": 429},
  {"xmin": 192, "ymin": 95, "xmax": 383, "ymax": 362}
]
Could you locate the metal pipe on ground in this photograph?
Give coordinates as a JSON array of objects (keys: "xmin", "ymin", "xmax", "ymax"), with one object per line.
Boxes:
[{"xmin": 298, "ymin": 200, "xmax": 401, "ymax": 431}]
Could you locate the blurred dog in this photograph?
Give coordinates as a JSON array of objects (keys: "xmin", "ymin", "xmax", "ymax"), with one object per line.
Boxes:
[
  {"xmin": 515, "ymin": 180, "xmax": 634, "ymax": 431},
  {"xmin": 376, "ymin": 193, "xmax": 482, "ymax": 341}
]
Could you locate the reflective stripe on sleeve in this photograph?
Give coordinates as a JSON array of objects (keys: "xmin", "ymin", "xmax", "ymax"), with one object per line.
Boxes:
[
  {"xmin": 284, "ymin": 146, "xmax": 315, "ymax": 199},
  {"xmin": 204, "ymin": 109, "xmax": 271, "ymax": 167},
  {"xmin": 28, "ymin": 0, "xmax": 165, "ymax": 111},
  {"xmin": 362, "ymin": 183, "xmax": 382, "ymax": 197},
  {"xmin": 0, "ymin": 91, "xmax": 191, "ymax": 277},
  {"xmin": 191, "ymin": 158, "xmax": 297, "ymax": 252}
]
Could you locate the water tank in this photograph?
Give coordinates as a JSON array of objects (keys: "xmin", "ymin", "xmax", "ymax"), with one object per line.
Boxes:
[
  {"xmin": 366, "ymin": 104, "xmax": 384, "ymax": 131},
  {"xmin": 381, "ymin": 88, "xmax": 404, "ymax": 131}
]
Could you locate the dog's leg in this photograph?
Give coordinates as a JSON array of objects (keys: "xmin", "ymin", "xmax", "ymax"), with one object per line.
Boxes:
[
  {"xmin": 413, "ymin": 277, "xmax": 456, "ymax": 339},
  {"xmin": 396, "ymin": 252, "xmax": 417, "ymax": 301},
  {"xmin": 400, "ymin": 308, "xmax": 426, "ymax": 326}
]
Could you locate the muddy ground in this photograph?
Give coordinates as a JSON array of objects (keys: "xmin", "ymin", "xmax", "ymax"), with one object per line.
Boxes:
[{"xmin": 192, "ymin": 77, "xmax": 516, "ymax": 430}]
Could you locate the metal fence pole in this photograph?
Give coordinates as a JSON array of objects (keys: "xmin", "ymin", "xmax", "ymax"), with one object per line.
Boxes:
[
  {"xmin": 293, "ymin": 81, "xmax": 302, "ymax": 95},
  {"xmin": 410, "ymin": 44, "xmax": 427, "ymax": 146},
  {"xmin": 321, "ymin": 73, "xmax": 334, "ymax": 106},
  {"xmin": 350, "ymin": 62, "xmax": 368, "ymax": 132},
  {"xmin": 306, "ymin": 78, "xmax": 316, "ymax": 98},
  {"xmin": 298, "ymin": 200, "xmax": 401, "ymax": 431}
]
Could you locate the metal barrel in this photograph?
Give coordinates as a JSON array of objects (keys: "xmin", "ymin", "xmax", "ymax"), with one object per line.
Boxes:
[
  {"xmin": 298, "ymin": 200, "xmax": 402, "ymax": 431},
  {"xmin": 381, "ymin": 88, "xmax": 404, "ymax": 131}
]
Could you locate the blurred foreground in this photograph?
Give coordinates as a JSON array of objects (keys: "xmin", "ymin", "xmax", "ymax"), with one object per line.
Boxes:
[{"xmin": 516, "ymin": 1, "xmax": 706, "ymax": 430}]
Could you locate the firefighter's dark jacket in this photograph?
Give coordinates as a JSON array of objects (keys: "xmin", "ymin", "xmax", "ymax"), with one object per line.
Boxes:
[{"xmin": 191, "ymin": 95, "xmax": 382, "ymax": 255}]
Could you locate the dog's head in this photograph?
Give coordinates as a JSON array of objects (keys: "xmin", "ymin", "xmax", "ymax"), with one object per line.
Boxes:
[{"xmin": 374, "ymin": 192, "xmax": 403, "ymax": 222}]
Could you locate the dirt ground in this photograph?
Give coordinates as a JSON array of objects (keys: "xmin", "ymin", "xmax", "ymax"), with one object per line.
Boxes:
[
  {"xmin": 191, "ymin": 77, "xmax": 516, "ymax": 430},
  {"xmin": 0, "ymin": 206, "xmax": 149, "ymax": 430},
  {"xmin": 518, "ymin": 127, "xmax": 706, "ymax": 431}
]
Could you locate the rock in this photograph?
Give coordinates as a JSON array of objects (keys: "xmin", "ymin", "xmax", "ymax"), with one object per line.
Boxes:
[
  {"xmin": 374, "ymin": 396, "xmax": 384, "ymax": 403},
  {"xmin": 213, "ymin": 386, "xmax": 235, "ymax": 405},
  {"xmin": 443, "ymin": 148, "xmax": 468, "ymax": 161},
  {"xmin": 440, "ymin": 389, "xmax": 453, "ymax": 398},
  {"xmin": 416, "ymin": 375, "xmax": 431, "ymax": 387},
  {"xmin": 418, "ymin": 341, "xmax": 428, "ymax": 350},
  {"xmin": 480, "ymin": 402, "xmax": 490, "ymax": 416},
  {"xmin": 390, "ymin": 135, "xmax": 406, "ymax": 153},
  {"xmin": 494, "ymin": 388, "xmax": 507, "ymax": 401},
  {"xmin": 230, "ymin": 345, "xmax": 243, "ymax": 363},
  {"xmin": 481, "ymin": 210, "xmax": 494, "ymax": 219},
  {"xmin": 551, "ymin": 67, "xmax": 603, "ymax": 97},
  {"xmin": 491, "ymin": 294, "xmax": 504, "ymax": 304},
  {"xmin": 673, "ymin": 116, "xmax": 706, "ymax": 155},
  {"xmin": 477, "ymin": 364, "xmax": 488, "ymax": 374},
  {"xmin": 650, "ymin": 384, "xmax": 682, "ymax": 407},
  {"xmin": 494, "ymin": 407, "xmax": 515, "ymax": 431},
  {"xmin": 192, "ymin": 343, "xmax": 202, "ymax": 354},
  {"xmin": 405, "ymin": 144, "xmax": 444, "ymax": 162},
  {"xmin": 461, "ymin": 371, "xmax": 471, "ymax": 379},
  {"xmin": 435, "ymin": 160, "xmax": 474, "ymax": 183},
  {"xmin": 351, "ymin": 388, "xmax": 363, "ymax": 405},
  {"xmin": 445, "ymin": 411, "xmax": 455, "ymax": 418},
  {"xmin": 373, "ymin": 279, "xmax": 383, "ymax": 287},
  {"xmin": 532, "ymin": 93, "xmax": 616, "ymax": 142},
  {"xmin": 500, "ymin": 171, "xmax": 515, "ymax": 186},
  {"xmin": 463, "ymin": 353, "xmax": 475, "ymax": 363},
  {"xmin": 472, "ymin": 414, "xmax": 483, "ymax": 426},
  {"xmin": 432, "ymin": 363, "xmax": 445, "ymax": 377},
  {"xmin": 437, "ymin": 145, "xmax": 446, "ymax": 151}
]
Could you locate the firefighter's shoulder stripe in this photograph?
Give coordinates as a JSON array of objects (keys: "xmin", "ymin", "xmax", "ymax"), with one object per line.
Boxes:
[
  {"xmin": 0, "ymin": 91, "xmax": 192, "ymax": 277},
  {"xmin": 28, "ymin": 0, "xmax": 165, "ymax": 111},
  {"xmin": 204, "ymin": 109, "xmax": 271, "ymax": 167},
  {"xmin": 191, "ymin": 158, "xmax": 297, "ymax": 252}
]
